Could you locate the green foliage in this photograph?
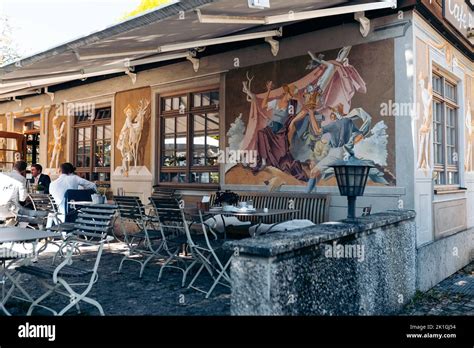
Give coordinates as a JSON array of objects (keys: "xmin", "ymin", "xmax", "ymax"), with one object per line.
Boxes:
[
  {"xmin": 0, "ymin": 15, "xmax": 21, "ymax": 66},
  {"xmin": 121, "ymin": 0, "xmax": 172, "ymax": 20}
]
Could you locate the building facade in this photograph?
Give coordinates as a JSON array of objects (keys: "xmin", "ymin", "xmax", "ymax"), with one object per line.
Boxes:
[{"xmin": 0, "ymin": 0, "xmax": 473, "ymax": 290}]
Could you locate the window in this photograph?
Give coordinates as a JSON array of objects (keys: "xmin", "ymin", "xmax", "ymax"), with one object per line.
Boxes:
[
  {"xmin": 73, "ymin": 107, "xmax": 112, "ymax": 184},
  {"xmin": 159, "ymin": 89, "xmax": 220, "ymax": 186},
  {"xmin": 432, "ymin": 71, "xmax": 459, "ymax": 186}
]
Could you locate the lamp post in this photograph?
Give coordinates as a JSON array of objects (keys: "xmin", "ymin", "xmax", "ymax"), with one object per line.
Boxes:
[{"xmin": 330, "ymin": 155, "xmax": 374, "ymax": 221}]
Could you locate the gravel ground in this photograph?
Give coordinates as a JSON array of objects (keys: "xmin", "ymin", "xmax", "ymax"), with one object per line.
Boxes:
[{"xmin": 2, "ymin": 241, "xmax": 231, "ymax": 316}]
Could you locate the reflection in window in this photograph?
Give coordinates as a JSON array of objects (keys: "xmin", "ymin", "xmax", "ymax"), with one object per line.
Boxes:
[{"xmin": 160, "ymin": 90, "xmax": 220, "ymax": 186}]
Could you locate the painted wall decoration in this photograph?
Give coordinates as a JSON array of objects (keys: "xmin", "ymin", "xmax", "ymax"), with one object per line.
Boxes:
[
  {"xmin": 417, "ymin": 72, "xmax": 434, "ymax": 173},
  {"xmin": 465, "ymin": 74, "xmax": 474, "ymax": 172},
  {"xmin": 47, "ymin": 105, "xmax": 67, "ymax": 171},
  {"xmin": 225, "ymin": 40, "xmax": 396, "ymax": 190},
  {"xmin": 114, "ymin": 86, "xmax": 151, "ymax": 176}
]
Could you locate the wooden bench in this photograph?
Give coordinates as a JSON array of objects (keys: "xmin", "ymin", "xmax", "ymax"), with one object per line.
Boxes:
[{"xmin": 209, "ymin": 191, "xmax": 330, "ymax": 225}]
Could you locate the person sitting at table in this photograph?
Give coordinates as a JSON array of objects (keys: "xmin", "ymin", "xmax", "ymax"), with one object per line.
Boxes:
[
  {"xmin": 49, "ymin": 162, "xmax": 97, "ymax": 219},
  {"xmin": 29, "ymin": 164, "xmax": 51, "ymax": 194},
  {"xmin": 0, "ymin": 162, "xmax": 28, "ymax": 225}
]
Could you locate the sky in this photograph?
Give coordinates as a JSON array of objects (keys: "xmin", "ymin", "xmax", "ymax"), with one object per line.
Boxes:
[{"xmin": 1, "ymin": 0, "xmax": 142, "ymax": 59}]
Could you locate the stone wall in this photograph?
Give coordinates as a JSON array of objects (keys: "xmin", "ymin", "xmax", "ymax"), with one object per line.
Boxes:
[{"xmin": 225, "ymin": 210, "xmax": 416, "ymax": 316}]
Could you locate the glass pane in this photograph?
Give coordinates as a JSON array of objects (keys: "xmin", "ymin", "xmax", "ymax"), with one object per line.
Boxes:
[
  {"xmin": 210, "ymin": 91, "xmax": 219, "ymax": 106},
  {"xmin": 172, "ymin": 97, "xmax": 180, "ymax": 110},
  {"xmin": 103, "ymin": 141, "xmax": 111, "ymax": 167},
  {"xmin": 104, "ymin": 125, "xmax": 111, "ymax": 140},
  {"xmin": 94, "ymin": 142, "xmax": 103, "ymax": 167},
  {"xmin": 164, "ymin": 135, "xmax": 175, "ymax": 151},
  {"xmin": 202, "ymin": 92, "xmax": 210, "ymax": 106},
  {"xmin": 445, "ymin": 82, "xmax": 456, "ymax": 101},
  {"xmin": 176, "ymin": 117, "xmax": 187, "ymax": 134},
  {"xmin": 207, "ymin": 113, "xmax": 219, "ymax": 131},
  {"xmin": 194, "ymin": 115, "xmax": 205, "ymax": 133},
  {"xmin": 164, "ymin": 98, "xmax": 172, "ymax": 111},
  {"xmin": 193, "ymin": 93, "xmax": 201, "ymax": 108},
  {"xmin": 164, "ymin": 118, "xmax": 175, "ymax": 134},
  {"xmin": 162, "ymin": 151, "xmax": 175, "ymax": 167},
  {"xmin": 180, "ymin": 96, "xmax": 188, "ymax": 111},
  {"xmin": 96, "ymin": 126, "xmax": 104, "ymax": 140},
  {"xmin": 84, "ymin": 128, "xmax": 91, "ymax": 142},
  {"xmin": 432, "ymin": 74, "xmax": 442, "ymax": 94},
  {"xmin": 447, "ymin": 172, "xmax": 458, "ymax": 185},
  {"xmin": 160, "ymin": 172, "xmax": 186, "ymax": 183}
]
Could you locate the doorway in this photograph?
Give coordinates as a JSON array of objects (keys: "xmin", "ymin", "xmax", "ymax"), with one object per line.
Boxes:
[{"xmin": 23, "ymin": 118, "xmax": 41, "ymax": 167}]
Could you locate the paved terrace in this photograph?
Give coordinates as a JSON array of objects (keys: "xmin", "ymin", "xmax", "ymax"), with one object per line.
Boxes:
[
  {"xmin": 3, "ymin": 242, "xmax": 231, "ymax": 316},
  {"xmin": 2, "ymin": 240, "xmax": 473, "ymax": 316}
]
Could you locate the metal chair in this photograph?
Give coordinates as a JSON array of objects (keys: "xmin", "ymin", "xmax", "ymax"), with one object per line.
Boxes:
[
  {"xmin": 186, "ymin": 210, "xmax": 232, "ymax": 298},
  {"xmin": 149, "ymin": 197, "xmax": 200, "ymax": 287},
  {"xmin": 14, "ymin": 205, "xmax": 117, "ymax": 316},
  {"xmin": 113, "ymin": 196, "xmax": 164, "ymax": 278}
]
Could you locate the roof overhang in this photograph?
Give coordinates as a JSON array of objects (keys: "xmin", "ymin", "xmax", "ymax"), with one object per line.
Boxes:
[{"xmin": 0, "ymin": 0, "xmax": 398, "ymax": 102}]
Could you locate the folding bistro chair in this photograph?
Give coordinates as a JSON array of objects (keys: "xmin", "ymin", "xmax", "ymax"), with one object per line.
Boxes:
[
  {"xmin": 113, "ymin": 196, "xmax": 164, "ymax": 278},
  {"xmin": 149, "ymin": 197, "xmax": 200, "ymax": 287},
  {"xmin": 186, "ymin": 210, "xmax": 232, "ymax": 298},
  {"xmin": 15, "ymin": 205, "xmax": 117, "ymax": 316}
]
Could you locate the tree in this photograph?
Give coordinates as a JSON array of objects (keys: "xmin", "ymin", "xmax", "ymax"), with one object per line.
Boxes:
[
  {"xmin": 0, "ymin": 15, "xmax": 20, "ymax": 66},
  {"xmin": 121, "ymin": 0, "xmax": 172, "ymax": 20}
]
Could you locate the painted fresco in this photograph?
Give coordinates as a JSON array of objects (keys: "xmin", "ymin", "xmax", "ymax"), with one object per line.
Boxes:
[
  {"xmin": 47, "ymin": 105, "xmax": 67, "ymax": 172},
  {"xmin": 114, "ymin": 86, "xmax": 151, "ymax": 176},
  {"xmin": 225, "ymin": 40, "xmax": 396, "ymax": 190}
]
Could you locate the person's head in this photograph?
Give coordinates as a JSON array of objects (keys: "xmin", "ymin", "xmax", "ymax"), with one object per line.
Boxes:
[
  {"xmin": 60, "ymin": 162, "xmax": 75, "ymax": 175},
  {"xmin": 31, "ymin": 164, "xmax": 43, "ymax": 177},
  {"xmin": 13, "ymin": 161, "xmax": 27, "ymax": 176},
  {"xmin": 124, "ymin": 104, "xmax": 133, "ymax": 119}
]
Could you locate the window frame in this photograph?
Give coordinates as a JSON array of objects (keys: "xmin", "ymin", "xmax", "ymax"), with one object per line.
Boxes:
[
  {"xmin": 157, "ymin": 85, "xmax": 221, "ymax": 189},
  {"xmin": 432, "ymin": 70, "xmax": 460, "ymax": 190},
  {"xmin": 73, "ymin": 106, "xmax": 112, "ymax": 185}
]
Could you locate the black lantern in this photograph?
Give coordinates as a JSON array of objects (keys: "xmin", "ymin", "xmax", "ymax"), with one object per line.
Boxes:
[{"xmin": 330, "ymin": 156, "xmax": 374, "ymax": 221}]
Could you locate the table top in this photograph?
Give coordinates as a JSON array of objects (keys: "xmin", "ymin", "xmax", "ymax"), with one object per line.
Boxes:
[
  {"xmin": 0, "ymin": 228, "xmax": 59, "ymax": 243},
  {"xmin": 67, "ymin": 201, "xmax": 94, "ymax": 206},
  {"xmin": 206, "ymin": 208, "xmax": 298, "ymax": 217}
]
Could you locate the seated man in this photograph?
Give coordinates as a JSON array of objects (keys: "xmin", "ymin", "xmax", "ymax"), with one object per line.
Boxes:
[
  {"xmin": 0, "ymin": 161, "xmax": 28, "ymax": 224},
  {"xmin": 30, "ymin": 164, "xmax": 51, "ymax": 194},
  {"xmin": 49, "ymin": 163, "xmax": 97, "ymax": 219}
]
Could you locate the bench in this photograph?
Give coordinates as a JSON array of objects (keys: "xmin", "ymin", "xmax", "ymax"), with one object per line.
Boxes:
[{"xmin": 208, "ymin": 191, "xmax": 330, "ymax": 225}]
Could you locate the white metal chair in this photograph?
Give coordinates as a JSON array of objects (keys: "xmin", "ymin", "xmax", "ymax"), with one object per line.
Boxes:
[
  {"xmin": 113, "ymin": 196, "xmax": 165, "ymax": 278},
  {"xmin": 14, "ymin": 206, "xmax": 117, "ymax": 316}
]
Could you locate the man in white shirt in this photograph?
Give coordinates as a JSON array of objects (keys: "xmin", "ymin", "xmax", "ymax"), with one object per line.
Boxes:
[
  {"xmin": 0, "ymin": 161, "xmax": 28, "ymax": 222},
  {"xmin": 49, "ymin": 163, "xmax": 97, "ymax": 219}
]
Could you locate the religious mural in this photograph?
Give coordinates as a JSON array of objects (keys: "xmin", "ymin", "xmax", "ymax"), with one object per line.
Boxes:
[{"xmin": 225, "ymin": 40, "xmax": 396, "ymax": 191}]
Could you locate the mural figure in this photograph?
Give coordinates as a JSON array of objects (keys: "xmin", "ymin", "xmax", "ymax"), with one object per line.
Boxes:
[
  {"xmin": 49, "ymin": 114, "xmax": 66, "ymax": 170},
  {"xmin": 227, "ymin": 45, "xmax": 391, "ymax": 190},
  {"xmin": 306, "ymin": 105, "xmax": 372, "ymax": 192},
  {"xmin": 116, "ymin": 99, "xmax": 150, "ymax": 176},
  {"xmin": 416, "ymin": 73, "xmax": 433, "ymax": 172},
  {"xmin": 465, "ymin": 102, "xmax": 473, "ymax": 172}
]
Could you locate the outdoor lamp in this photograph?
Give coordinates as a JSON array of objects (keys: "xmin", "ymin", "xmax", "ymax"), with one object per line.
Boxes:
[{"xmin": 330, "ymin": 155, "xmax": 374, "ymax": 221}]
